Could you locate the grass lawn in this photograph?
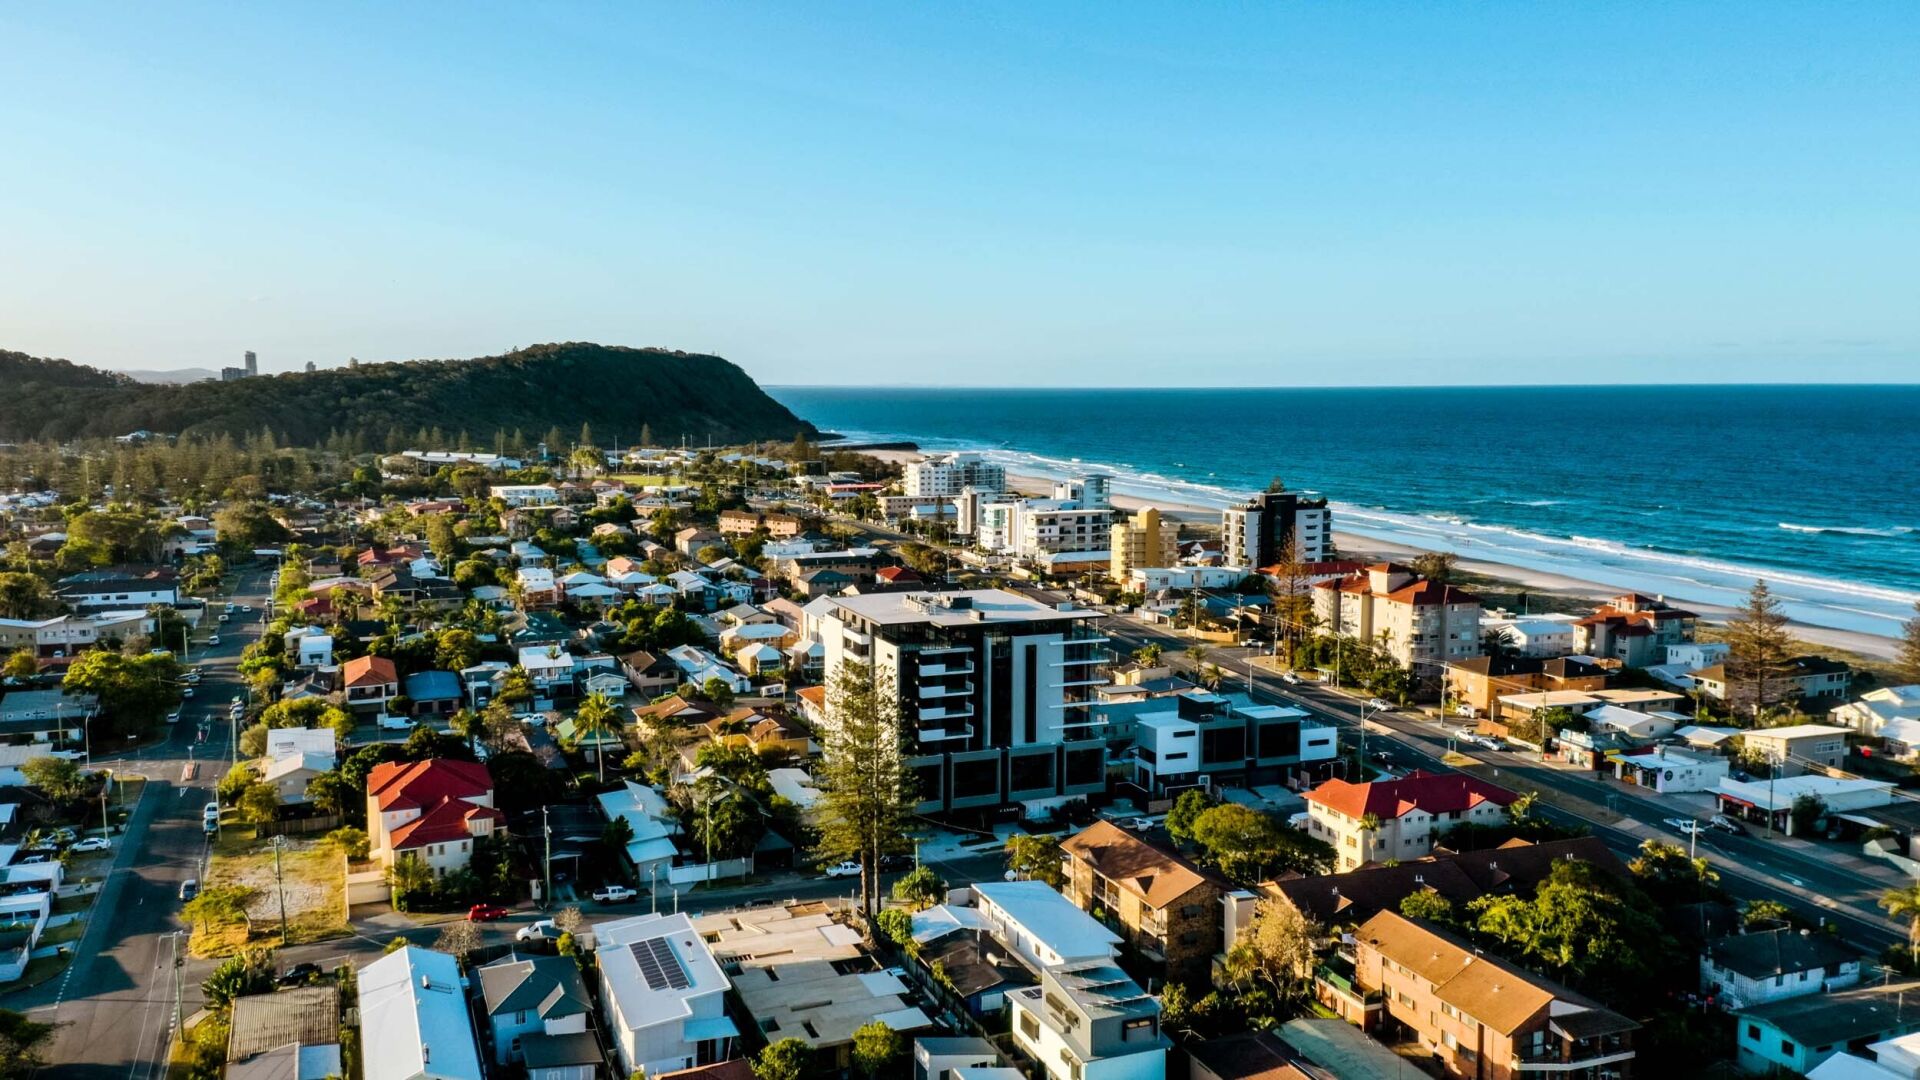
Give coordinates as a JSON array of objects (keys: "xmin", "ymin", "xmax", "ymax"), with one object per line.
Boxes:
[
  {"xmin": 39, "ymin": 921, "xmax": 84, "ymax": 946},
  {"xmin": 8, "ymin": 953, "xmax": 71, "ymax": 991},
  {"xmin": 609, "ymin": 474, "xmax": 674, "ymax": 487},
  {"xmin": 191, "ymin": 829, "xmax": 349, "ymax": 957}
]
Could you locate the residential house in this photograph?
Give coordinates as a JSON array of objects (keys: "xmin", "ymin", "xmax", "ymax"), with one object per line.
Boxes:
[
  {"xmin": 914, "ymin": 1037, "xmax": 1006, "ymax": 1080},
  {"xmin": 1479, "ymin": 616, "xmax": 1578, "ymax": 658},
  {"xmin": 55, "ymin": 566, "xmax": 180, "ymax": 610},
  {"xmin": 358, "ymin": 946, "xmax": 485, "ymax": 1080},
  {"xmin": 404, "ymin": 670, "xmax": 463, "ymax": 717},
  {"xmin": 226, "ymin": 986, "xmax": 342, "ymax": 1080},
  {"xmin": 518, "ymin": 567, "xmax": 562, "ymax": 609},
  {"xmin": 675, "ymin": 528, "xmax": 726, "ymax": 558},
  {"xmin": 1702, "ymin": 928, "xmax": 1862, "ymax": 1008},
  {"xmin": 595, "ymin": 781, "xmax": 681, "ymax": 889},
  {"xmin": 365, "ymin": 759, "xmax": 503, "ymax": 876},
  {"xmin": 663, "ymin": 645, "xmax": 750, "ymax": 695},
  {"xmin": 973, "ymin": 880, "xmax": 1122, "ymax": 971},
  {"xmin": 285, "ymin": 627, "xmax": 334, "ymax": 669},
  {"xmin": 618, "ymin": 650, "xmax": 681, "ymax": 696},
  {"xmin": 1585, "ymin": 704, "xmax": 1683, "ymax": 741},
  {"xmin": 519, "ymin": 646, "xmax": 580, "ymax": 706},
  {"xmin": 1736, "ymin": 724, "xmax": 1852, "ymax": 776},
  {"xmin": 0, "ymin": 690, "xmax": 93, "ymax": 748},
  {"xmin": 1008, "ymin": 961, "xmax": 1168, "ymax": 1080},
  {"xmin": 1337, "ymin": 911, "xmax": 1636, "ymax": 1080},
  {"xmin": 1836, "ymin": 686, "xmax": 1920, "ymax": 737},
  {"xmin": 477, "ymin": 952, "xmax": 595, "ymax": 1067},
  {"xmin": 694, "ymin": 903, "xmax": 930, "ymax": 1067},
  {"xmin": 1185, "ymin": 1024, "xmax": 1407, "ymax": 1080},
  {"xmin": 1692, "ymin": 656, "xmax": 1854, "ymax": 710},
  {"xmin": 1805, "ymin": 1031, "xmax": 1920, "ymax": 1080},
  {"xmin": 1303, "ymin": 771, "xmax": 1517, "ymax": 872},
  {"xmin": 1490, "ymin": 688, "xmax": 1684, "ymax": 732},
  {"xmin": 263, "ymin": 752, "xmax": 332, "ymax": 805},
  {"xmin": 336, "ymin": 655, "xmax": 399, "ymax": 716},
  {"xmin": 593, "ymin": 912, "xmax": 735, "ymax": 1077},
  {"xmin": 1735, "ymin": 982, "xmax": 1920, "ymax": 1076},
  {"xmin": 1313, "ymin": 564, "xmax": 1483, "ymax": 675},
  {"xmin": 1060, "ymin": 821, "xmax": 1224, "ymax": 987},
  {"xmin": 1573, "ymin": 593, "xmax": 1699, "ymax": 668},
  {"xmin": 491, "ymin": 484, "xmax": 560, "ymax": 507},
  {"xmin": 265, "ymin": 727, "xmax": 336, "ymax": 762}
]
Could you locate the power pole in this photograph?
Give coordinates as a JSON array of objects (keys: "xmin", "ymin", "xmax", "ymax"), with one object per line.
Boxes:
[
  {"xmin": 272, "ymin": 835, "xmax": 289, "ymax": 942},
  {"xmin": 542, "ymin": 805, "xmax": 552, "ymax": 911}
]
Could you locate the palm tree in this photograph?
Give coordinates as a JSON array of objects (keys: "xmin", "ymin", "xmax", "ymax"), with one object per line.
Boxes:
[
  {"xmin": 1184, "ymin": 644, "xmax": 1209, "ymax": 677},
  {"xmin": 1358, "ymin": 813, "xmax": 1383, "ymax": 859},
  {"xmin": 1882, "ymin": 883, "xmax": 1920, "ymax": 968},
  {"xmin": 575, "ymin": 692, "xmax": 621, "ymax": 784},
  {"xmin": 1200, "ymin": 663, "xmax": 1224, "ymax": 690},
  {"xmin": 1510, "ymin": 791, "xmax": 1539, "ymax": 824}
]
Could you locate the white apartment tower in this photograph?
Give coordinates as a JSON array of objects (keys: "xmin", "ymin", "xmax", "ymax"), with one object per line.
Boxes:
[
  {"xmin": 1221, "ymin": 487, "xmax": 1331, "ymax": 567},
  {"xmin": 906, "ymin": 452, "xmax": 1007, "ymax": 499},
  {"xmin": 810, "ymin": 589, "xmax": 1112, "ymax": 815}
]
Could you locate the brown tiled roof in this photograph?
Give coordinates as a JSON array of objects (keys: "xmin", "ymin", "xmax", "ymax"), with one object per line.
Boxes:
[
  {"xmin": 1357, "ymin": 911, "xmax": 1628, "ymax": 1036},
  {"xmin": 1266, "ymin": 837, "xmax": 1625, "ymax": 925},
  {"xmin": 1185, "ymin": 1030, "xmax": 1319, "ymax": 1080},
  {"xmin": 340, "ymin": 655, "xmax": 397, "ymax": 688},
  {"xmin": 1060, "ymin": 821, "xmax": 1219, "ymax": 909}
]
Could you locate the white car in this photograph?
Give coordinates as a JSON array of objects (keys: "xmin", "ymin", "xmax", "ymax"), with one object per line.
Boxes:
[
  {"xmin": 515, "ymin": 920, "xmax": 563, "ymax": 943},
  {"xmin": 1662, "ymin": 817, "xmax": 1703, "ymax": 836},
  {"xmin": 1121, "ymin": 817, "xmax": 1155, "ymax": 832},
  {"xmin": 1450, "ymin": 727, "xmax": 1476, "ymax": 742},
  {"xmin": 1280, "ymin": 672, "xmax": 1302, "ymax": 685},
  {"xmin": 823, "ymin": 860, "xmax": 862, "ymax": 878},
  {"xmin": 1368, "ymin": 698, "xmax": 1395, "ymax": 711},
  {"xmin": 166, "ymin": 711, "xmax": 182, "ymax": 724},
  {"xmin": 181, "ymin": 688, "xmax": 194, "ymax": 698},
  {"xmin": 218, "ymin": 614, "xmax": 230, "ymax": 623},
  {"xmin": 70, "ymin": 837, "xmax": 111, "ymax": 853},
  {"xmin": 208, "ymin": 635, "xmax": 221, "ymax": 646},
  {"xmin": 591, "ymin": 885, "xmax": 637, "ymax": 903},
  {"xmin": 204, "ymin": 802, "xmax": 220, "ymax": 819}
]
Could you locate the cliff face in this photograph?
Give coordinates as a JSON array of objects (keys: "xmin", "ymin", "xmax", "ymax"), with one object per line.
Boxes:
[{"xmin": 0, "ymin": 342, "xmax": 816, "ymax": 445}]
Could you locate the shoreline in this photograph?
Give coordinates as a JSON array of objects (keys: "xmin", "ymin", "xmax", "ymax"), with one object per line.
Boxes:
[{"xmin": 862, "ymin": 449, "xmax": 1900, "ymax": 660}]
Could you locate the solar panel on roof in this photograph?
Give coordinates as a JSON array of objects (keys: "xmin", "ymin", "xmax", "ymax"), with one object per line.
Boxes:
[{"xmin": 629, "ymin": 936, "xmax": 690, "ymax": 990}]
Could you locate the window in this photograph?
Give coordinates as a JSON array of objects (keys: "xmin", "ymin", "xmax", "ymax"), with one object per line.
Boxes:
[
  {"xmin": 1019, "ymin": 1011, "xmax": 1040, "ymax": 1041},
  {"xmin": 1781, "ymin": 1039, "xmax": 1795, "ymax": 1056}
]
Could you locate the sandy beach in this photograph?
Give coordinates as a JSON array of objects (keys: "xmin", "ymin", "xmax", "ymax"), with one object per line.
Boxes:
[{"xmin": 863, "ymin": 449, "xmax": 1898, "ymax": 660}]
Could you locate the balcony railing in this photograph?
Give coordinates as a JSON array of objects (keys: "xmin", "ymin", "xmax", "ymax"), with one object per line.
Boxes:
[
  {"xmin": 920, "ymin": 703, "xmax": 976, "ymax": 722},
  {"xmin": 919, "ymin": 661, "xmax": 974, "ymax": 677},
  {"xmin": 918, "ymin": 682, "xmax": 975, "ymax": 699},
  {"xmin": 918, "ymin": 724, "xmax": 974, "ymax": 743}
]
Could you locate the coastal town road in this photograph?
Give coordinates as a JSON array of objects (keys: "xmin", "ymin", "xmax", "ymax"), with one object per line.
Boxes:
[
  {"xmin": 1083, "ymin": 605, "xmax": 1907, "ymax": 952},
  {"xmin": 10, "ymin": 566, "xmax": 275, "ymax": 1078}
]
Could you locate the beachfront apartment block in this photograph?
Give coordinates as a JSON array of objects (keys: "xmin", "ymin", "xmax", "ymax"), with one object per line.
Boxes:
[
  {"xmin": 1008, "ymin": 961, "xmax": 1169, "ymax": 1080},
  {"xmin": 809, "ymin": 589, "xmax": 1112, "ymax": 815},
  {"xmin": 1109, "ymin": 506, "xmax": 1179, "ymax": 582},
  {"xmin": 1221, "ymin": 488, "xmax": 1331, "ymax": 567},
  {"xmin": 974, "ymin": 478, "xmax": 1115, "ymax": 560},
  {"xmin": 1572, "ymin": 593, "xmax": 1698, "ymax": 668},
  {"xmin": 1303, "ymin": 771, "xmax": 1516, "ymax": 871},
  {"xmin": 1336, "ymin": 911, "xmax": 1637, "ymax": 1080},
  {"xmin": 1313, "ymin": 563, "xmax": 1483, "ymax": 673},
  {"xmin": 907, "ymin": 452, "xmax": 1008, "ymax": 499}
]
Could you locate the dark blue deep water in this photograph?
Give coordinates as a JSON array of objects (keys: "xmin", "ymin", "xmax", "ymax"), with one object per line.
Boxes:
[{"xmin": 770, "ymin": 385, "xmax": 1920, "ymax": 637}]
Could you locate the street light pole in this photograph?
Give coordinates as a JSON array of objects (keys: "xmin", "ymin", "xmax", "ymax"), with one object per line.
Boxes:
[{"xmin": 272, "ymin": 835, "xmax": 289, "ymax": 942}]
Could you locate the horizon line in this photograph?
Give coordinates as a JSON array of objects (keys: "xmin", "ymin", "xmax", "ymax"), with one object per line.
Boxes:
[{"xmin": 766, "ymin": 381, "xmax": 1920, "ymax": 391}]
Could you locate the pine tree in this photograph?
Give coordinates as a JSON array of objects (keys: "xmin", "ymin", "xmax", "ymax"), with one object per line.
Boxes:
[
  {"xmin": 1725, "ymin": 579, "xmax": 1797, "ymax": 719},
  {"xmin": 639, "ymin": 423, "xmax": 653, "ymax": 448},
  {"xmin": 1898, "ymin": 601, "xmax": 1920, "ymax": 686},
  {"xmin": 578, "ymin": 422, "xmax": 594, "ymax": 449},
  {"xmin": 813, "ymin": 660, "xmax": 917, "ymax": 923}
]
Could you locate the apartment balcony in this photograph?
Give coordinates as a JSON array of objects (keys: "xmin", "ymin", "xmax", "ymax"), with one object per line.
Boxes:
[
  {"xmin": 1055, "ymin": 675, "xmax": 1107, "ymax": 689},
  {"xmin": 921, "ymin": 643, "xmax": 972, "ymax": 657},
  {"xmin": 919, "ymin": 661, "xmax": 975, "ymax": 677},
  {"xmin": 918, "ymin": 724, "xmax": 975, "ymax": 743},
  {"xmin": 1513, "ymin": 1032, "xmax": 1634, "ymax": 1071},
  {"xmin": 918, "ymin": 682, "xmax": 975, "ymax": 699},
  {"xmin": 920, "ymin": 703, "xmax": 976, "ymax": 722}
]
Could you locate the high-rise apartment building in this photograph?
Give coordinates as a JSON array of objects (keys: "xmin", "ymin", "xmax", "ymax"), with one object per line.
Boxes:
[
  {"xmin": 808, "ymin": 589, "xmax": 1112, "ymax": 815},
  {"xmin": 972, "ymin": 475, "xmax": 1115, "ymax": 559},
  {"xmin": 1221, "ymin": 487, "xmax": 1331, "ymax": 567},
  {"xmin": 1109, "ymin": 506, "xmax": 1179, "ymax": 582},
  {"xmin": 906, "ymin": 452, "xmax": 1007, "ymax": 499}
]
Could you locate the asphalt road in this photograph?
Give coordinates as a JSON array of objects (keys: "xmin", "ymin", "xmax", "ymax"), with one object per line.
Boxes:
[{"xmin": 1086, "ymin": 605, "xmax": 1906, "ymax": 952}]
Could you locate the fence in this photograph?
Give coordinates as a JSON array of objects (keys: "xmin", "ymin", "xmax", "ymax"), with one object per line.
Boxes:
[{"xmin": 257, "ymin": 813, "xmax": 345, "ymax": 838}]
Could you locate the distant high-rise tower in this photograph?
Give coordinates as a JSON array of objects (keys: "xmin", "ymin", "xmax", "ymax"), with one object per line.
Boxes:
[{"xmin": 244, "ymin": 350, "xmax": 257, "ymax": 377}]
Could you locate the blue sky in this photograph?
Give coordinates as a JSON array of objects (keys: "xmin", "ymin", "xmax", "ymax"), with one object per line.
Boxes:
[{"xmin": 3, "ymin": 4, "xmax": 1916, "ymax": 386}]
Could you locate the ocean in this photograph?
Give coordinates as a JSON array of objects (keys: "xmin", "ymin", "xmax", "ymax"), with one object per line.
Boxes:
[{"xmin": 767, "ymin": 385, "xmax": 1920, "ymax": 639}]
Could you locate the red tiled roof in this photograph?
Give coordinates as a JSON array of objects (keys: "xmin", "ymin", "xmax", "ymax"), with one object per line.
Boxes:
[
  {"xmin": 388, "ymin": 796, "xmax": 503, "ymax": 850},
  {"xmin": 340, "ymin": 655, "xmax": 397, "ymax": 688},
  {"xmin": 795, "ymin": 685, "xmax": 827, "ymax": 707},
  {"xmin": 368, "ymin": 759, "xmax": 494, "ymax": 813},
  {"xmin": 1304, "ymin": 770, "xmax": 1517, "ymax": 821},
  {"xmin": 1382, "ymin": 580, "xmax": 1482, "ymax": 607},
  {"xmin": 875, "ymin": 566, "xmax": 922, "ymax": 582}
]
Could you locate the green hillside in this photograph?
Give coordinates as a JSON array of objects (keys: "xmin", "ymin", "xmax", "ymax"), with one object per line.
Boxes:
[{"xmin": 0, "ymin": 342, "xmax": 816, "ymax": 446}]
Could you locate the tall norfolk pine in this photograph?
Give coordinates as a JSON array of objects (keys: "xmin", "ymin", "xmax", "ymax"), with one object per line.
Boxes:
[{"xmin": 813, "ymin": 660, "xmax": 918, "ymax": 924}]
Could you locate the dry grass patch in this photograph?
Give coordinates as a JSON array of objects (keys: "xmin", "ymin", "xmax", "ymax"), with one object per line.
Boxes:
[{"xmin": 190, "ymin": 832, "xmax": 348, "ymax": 956}]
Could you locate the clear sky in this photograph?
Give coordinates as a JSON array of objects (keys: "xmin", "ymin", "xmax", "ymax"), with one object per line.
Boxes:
[{"xmin": 3, "ymin": 4, "xmax": 1916, "ymax": 387}]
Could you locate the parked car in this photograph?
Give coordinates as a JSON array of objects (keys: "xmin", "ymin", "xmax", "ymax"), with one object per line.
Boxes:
[
  {"xmin": 1280, "ymin": 672, "xmax": 1302, "ymax": 685},
  {"xmin": 208, "ymin": 635, "xmax": 220, "ymax": 646},
  {"xmin": 468, "ymin": 903, "xmax": 511, "ymax": 922},
  {"xmin": 218, "ymin": 614, "xmax": 230, "ymax": 623},
  {"xmin": 1450, "ymin": 727, "xmax": 1477, "ymax": 742},
  {"xmin": 1709, "ymin": 815, "xmax": 1748, "ymax": 836},
  {"xmin": 277, "ymin": 962, "xmax": 322, "ymax": 987},
  {"xmin": 204, "ymin": 802, "xmax": 220, "ymax": 818},
  {"xmin": 179, "ymin": 879, "xmax": 199, "ymax": 901},
  {"xmin": 515, "ymin": 920, "xmax": 563, "ymax": 943},
  {"xmin": 239, "ymin": 605, "xmax": 252, "ymax": 612},
  {"xmin": 1662, "ymin": 817, "xmax": 1703, "ymax": 836},
  {"xmin": 591, "ymin": 885, "xmax": 637, "ymax": 903},
  {"xmin": 70, "ymin": 837, "xmax": 111, "ymax": 853},
  {"xmin": 203, "ymin": 818, "xmax": 218, "ymax": 835},
  {"xmin": 166, "ymin": 711, "xmax": 182, "ymax": 724},
  {"xmin": 1121, "ymin": 817, "xmax": 1155, "ymax": 832},
  {"xmin": 822, "ymin": 860, "xmax": 862, "ymax": 878},
  {"xmin": 1367, "ymin": 698, "xmax": 1395, "ymax": 711},
  {"xmin": 181, "ymin": 687, "xmax": 194, "ymax": 698}
]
